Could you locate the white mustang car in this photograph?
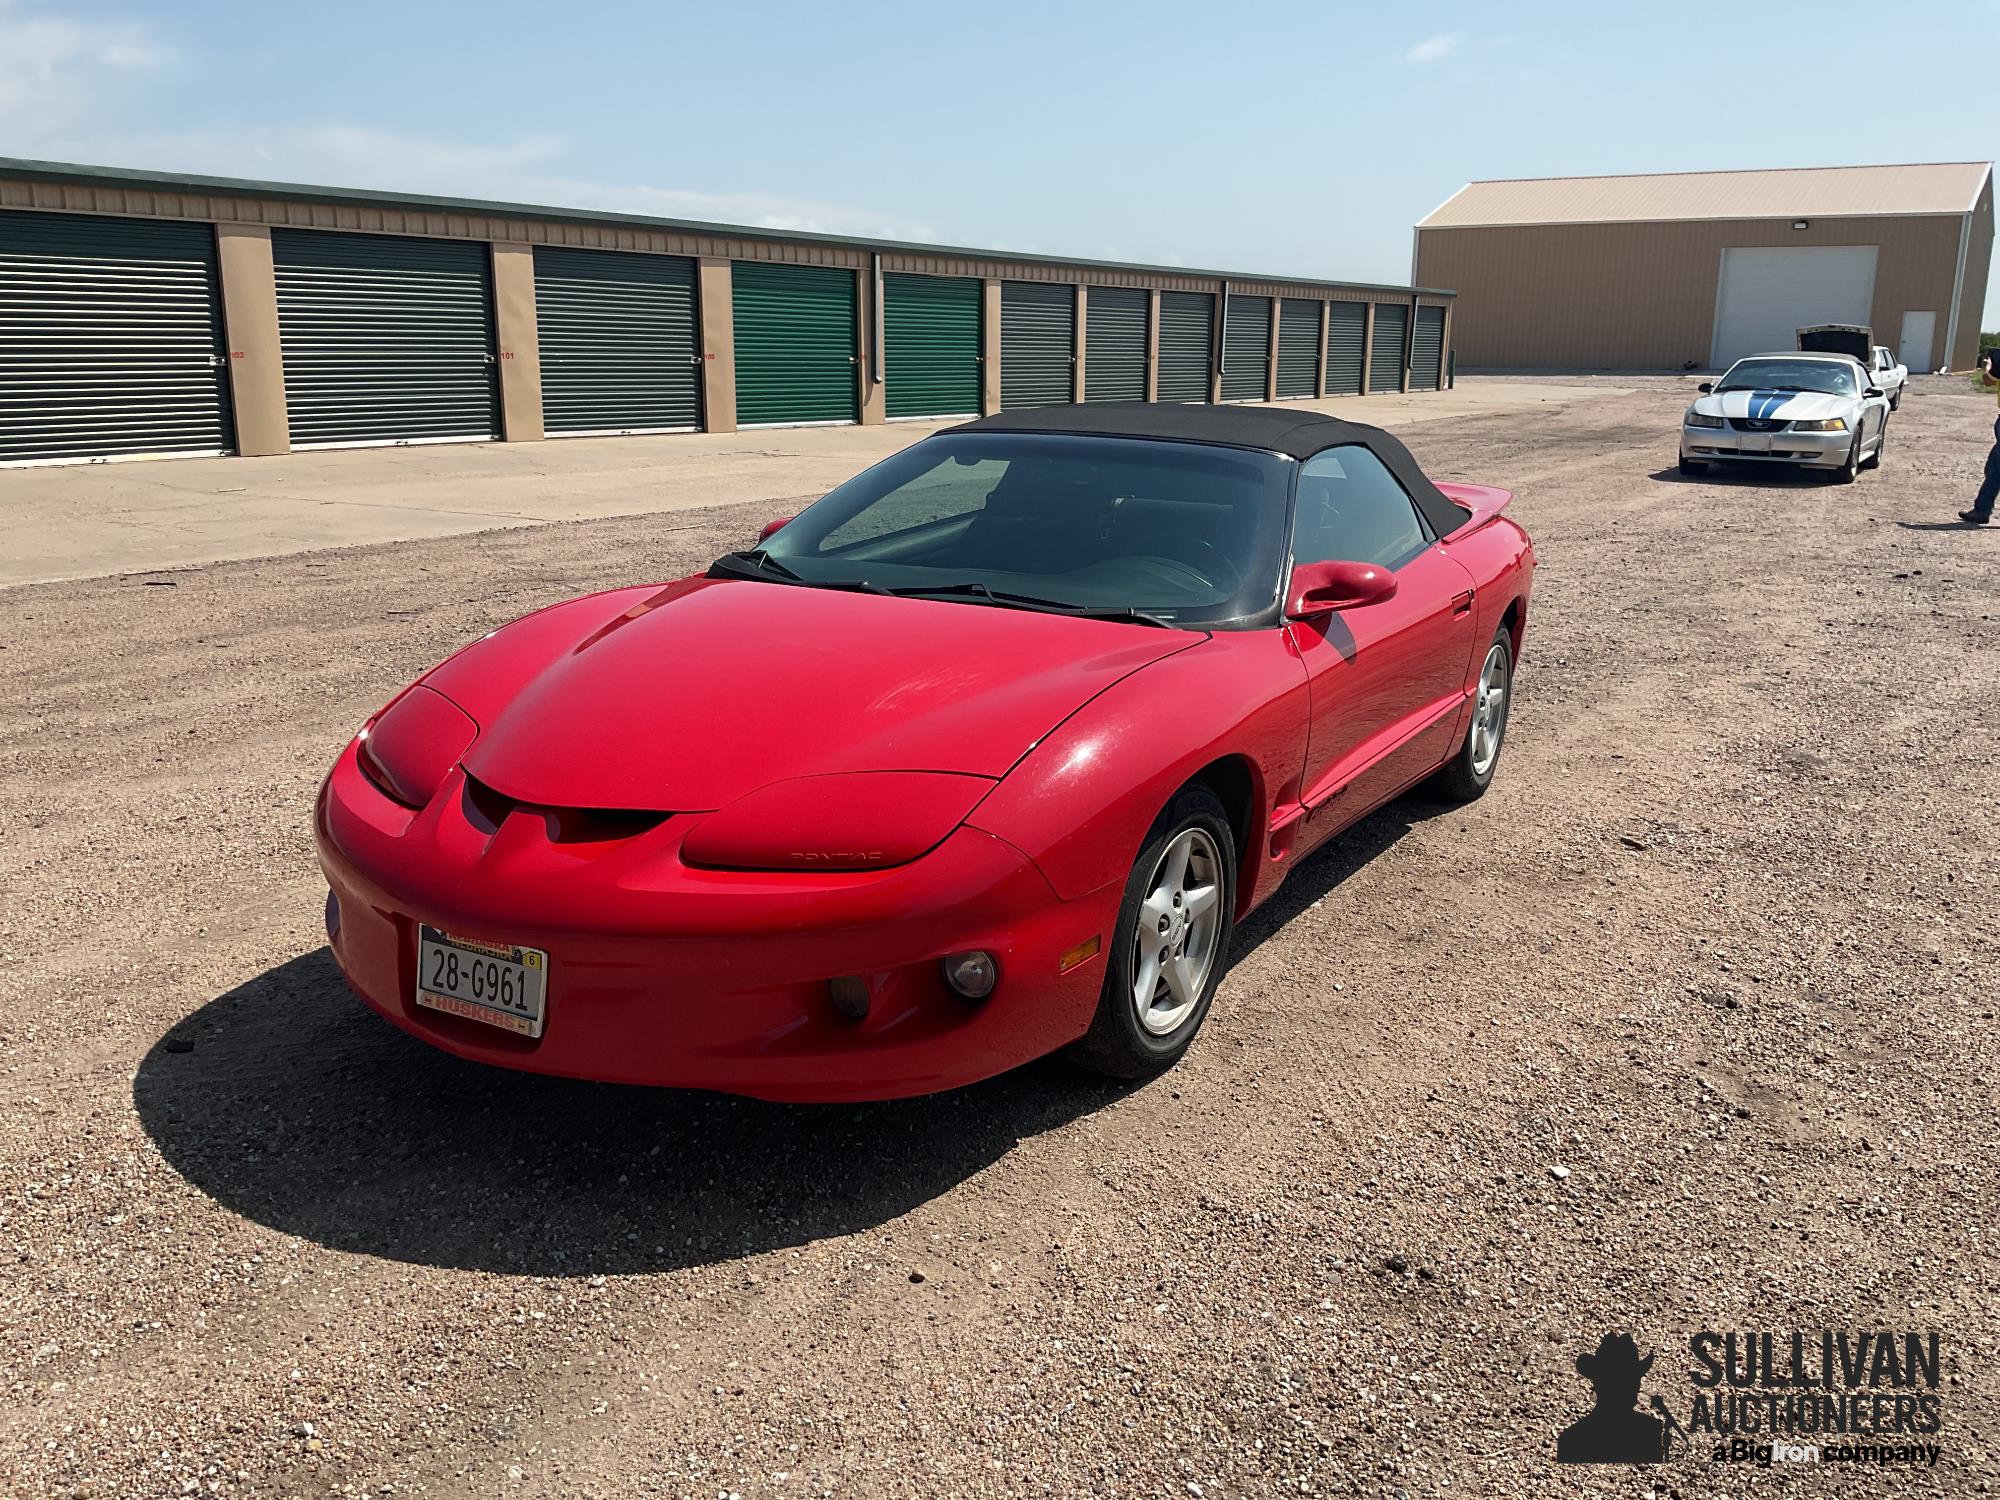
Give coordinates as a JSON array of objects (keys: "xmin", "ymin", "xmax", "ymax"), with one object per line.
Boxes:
[{"xmin": 1678, "ymin": 352, "xmax": 1890, "ymax": 483}]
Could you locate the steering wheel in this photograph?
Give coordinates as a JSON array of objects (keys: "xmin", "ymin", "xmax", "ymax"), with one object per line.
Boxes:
[{"xmin": 1150, "ymin": 536, "xmax": 1242, "ymax": 595}]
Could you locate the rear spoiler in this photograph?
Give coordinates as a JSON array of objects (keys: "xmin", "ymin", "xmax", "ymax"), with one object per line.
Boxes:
[{"xmin": 1435, "ymin": 482, "xmax": 1514, "ymax": 532}]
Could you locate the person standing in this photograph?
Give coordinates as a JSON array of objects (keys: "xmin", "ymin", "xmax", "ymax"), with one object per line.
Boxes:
[{"xmin": 1963, "ymin": 349, "xmax": 2000, "ymax": 526}]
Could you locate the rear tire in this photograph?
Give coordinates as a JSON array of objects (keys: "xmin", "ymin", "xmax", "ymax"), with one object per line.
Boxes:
[
  {"xmin": 1427, "ymin": 628, "xmax": 1514, "ymax": 804},
  {"xmin": 1068, "ymin": 785, "xmax": 1236, "ymax": 1080}
]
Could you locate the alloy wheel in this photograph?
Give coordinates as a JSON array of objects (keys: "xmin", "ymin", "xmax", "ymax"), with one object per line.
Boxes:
[{"xmin": 1131, "ymin": 827, "xmax": 1224, "ymax": 1036}]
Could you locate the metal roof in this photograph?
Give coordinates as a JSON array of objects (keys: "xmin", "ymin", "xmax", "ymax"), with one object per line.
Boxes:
[
  {"xmin": 1419, "ymin": 162, "xmax": 1992, "ymax": 229},
  {"xmin": 0, "ymin": 156, "xmax": 1453, "ymax": 298}
]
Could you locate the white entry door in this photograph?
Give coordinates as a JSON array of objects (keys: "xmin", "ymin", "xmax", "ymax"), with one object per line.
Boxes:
[
  {"xmin": 1898, "ymin": 310, "xmax": 1937, "ymax": 373},
  {"xmin": 1709, "ymin": 245, "xmax": 1879, "ymax": 369}
]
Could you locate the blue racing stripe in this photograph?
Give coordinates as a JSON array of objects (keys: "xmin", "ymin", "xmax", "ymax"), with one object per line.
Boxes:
[{"xmin": 1747, "ymin": 390, "xmax": 1789, "ymax": 420}]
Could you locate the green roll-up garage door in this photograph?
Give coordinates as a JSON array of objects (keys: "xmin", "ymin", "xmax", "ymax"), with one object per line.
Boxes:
[
  {"xmin": 273, "ymin": 229, "xmax": 498, "ymax": 448},
  {"xmin": 1325, "ymin": 302, "xmax": 1365, "ymax": 395},
  {"xmin": 883, "ymin": 272, "xmax": 980, "ymax": 419},
  {"xmin": 1157, "ymin": 292, "xmax": 1214, "ymax": 403},
  {"xmin": 1275, "ymin": 299, "xmax": 1320, "ymax": 399},
  {"xmin": 533, "ymin": 246, "xmax": 700, "ymax": 436},
  {"xmin": 1000, "ymin": 281, "xmax": 1075, "ymax": 410},
  {"xmin": 1084, "ymin": 287, "xmax": 1147, "ymax": 403},
  {"xmin": 1369, "ymin": 302, "xmax": 1409, "ymax": 394},
  {"xmin": 0, "ymin": 210, "xmax": 232, "ymax": 465},
  {"xmin": 1410, "ymin": 305, "xmax": 1445, "ymax": 392},
  {"xmin": 732, "ymin": 261, "xmax": 857, "ymax": 426},
  {"xmin": 1222, "ymin": 294, "xmax": 1271, "ymax": 402}
]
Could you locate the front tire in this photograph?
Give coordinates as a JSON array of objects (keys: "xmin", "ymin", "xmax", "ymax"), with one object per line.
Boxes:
[
  {"xmin": 1428, "ymin": 629, "xmax": 1514, "ymax": 803},
  {"xmin": 1068, "ymin": 785, "xmax": 1236, "ymax": 1080},
  {"xmin": 1826, "ymin": 433, "xmax": 1862, "ymax": 484},
  {"xmin": 1678, "ymin": 456, "xmax": 1707, "ymax": 477},
  {"xmin": 1863, "ymin": 420, "xmax": 1885, "ymax": 470}
]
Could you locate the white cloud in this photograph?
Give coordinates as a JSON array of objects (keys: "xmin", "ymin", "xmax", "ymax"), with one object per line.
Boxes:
[
  {"xmin": 1405, "ymin": 31, "xmax": 1464, "ymax": 64},
  {"xmin": 0, "ymin": 2, "xmax": 930, "ymax": 240},
  {"xmin": 0, "ymin": 0, "xmax": 171, "ymax": 138}
]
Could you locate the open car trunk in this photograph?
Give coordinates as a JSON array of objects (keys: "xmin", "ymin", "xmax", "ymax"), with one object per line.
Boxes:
[{"xmin": 1797, "ymin": 324, "xmax": 1873, "ymax": 362}]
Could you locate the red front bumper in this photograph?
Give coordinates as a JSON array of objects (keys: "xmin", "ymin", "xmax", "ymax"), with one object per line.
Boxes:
[{"xmin": 314, "ymin": 744, "xmax": 1115, "ymax": 1102}]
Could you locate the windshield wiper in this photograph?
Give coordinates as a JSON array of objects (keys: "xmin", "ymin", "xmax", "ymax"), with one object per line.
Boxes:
[
  {"xmin": 708, "ymin": 551, "xmax": 895, "ymax": 596},
  {"xmin": 885, "ymin": 581, "xmax": 1176, "ymax": 628}
]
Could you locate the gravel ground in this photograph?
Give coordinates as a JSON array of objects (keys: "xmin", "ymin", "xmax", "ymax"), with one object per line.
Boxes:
[{"xmin": 1, "ymin": 375, "xmax": 1996, "ymax": 1498}]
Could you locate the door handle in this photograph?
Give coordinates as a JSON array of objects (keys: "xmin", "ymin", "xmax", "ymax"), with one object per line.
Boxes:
[{"xmin": 1451, "ymin": 589, "xmax": 1475, "ymax": 617}]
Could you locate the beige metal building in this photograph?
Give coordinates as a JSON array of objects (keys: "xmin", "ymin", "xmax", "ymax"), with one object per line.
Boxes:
[
  {"xmin": 0, "ymin": 157, "xmax": 1455, "ymax": 467},
  {"xmin": 1414, "ymin": 162, "xmax": 1992, "ymax": 373}
]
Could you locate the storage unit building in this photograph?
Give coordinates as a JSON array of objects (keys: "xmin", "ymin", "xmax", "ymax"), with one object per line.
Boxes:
[
  {"xmin": 1414, "ymin": 161, "xmax": 1993, "ymax": 372},
  {"xmin": 533, "ymin": 246, "xmax": 701, "ymax": 436},
  {"xmin": 0, "ymin": 209, "xmax": 233, "ymax": 464},
  {"xmin": 1083, "ymin": 287, "xmax": 1147, "ymax": 403},
  {"xmin": 882, "ymin": 272, "xmax": 981, "ymax": 420},
  {"xmin": 0, "ymin": 156, "xmax": 1455, "ymax": 467}
]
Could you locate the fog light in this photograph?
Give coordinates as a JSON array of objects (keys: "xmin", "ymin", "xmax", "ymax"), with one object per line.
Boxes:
[
  {"xmin": 941, "ymin": 950, "xmax": 997, "ymax": 1000},
  {"xmin": 827, "ymin": 975, "xmax": 870, "ymax": 1022}
]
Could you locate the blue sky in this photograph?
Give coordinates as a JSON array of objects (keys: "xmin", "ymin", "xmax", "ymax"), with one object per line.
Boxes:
[{"xmin": 4, "ymin": 0, "xmax": 1996, "ymax": 318}]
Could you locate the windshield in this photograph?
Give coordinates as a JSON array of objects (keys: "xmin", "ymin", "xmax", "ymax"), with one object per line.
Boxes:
[
  {"xmin": 1716, "ymin": 358, "xmax": 1858, "ymax": 396},
  {"xmin": 743, "ymin": 432, "xmax": 1293, "ymax": 628}
]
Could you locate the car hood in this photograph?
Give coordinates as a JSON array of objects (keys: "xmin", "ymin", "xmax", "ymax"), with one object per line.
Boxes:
[
  {"xmin": 452, "ymin": 577, "xmax": 1200, "ymax": 811},
  {"xmin": 1691, "ymin": 388, "xmax": 1858, "ymax": 421}
]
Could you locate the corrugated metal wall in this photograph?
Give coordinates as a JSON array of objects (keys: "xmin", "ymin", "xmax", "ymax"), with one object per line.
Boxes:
[
  {"xmin": 1415, "ymin": 214, "xmax": 1964, "ymax": 370},
  {"xmin": 0, "ymin": 210, "xmax": 233, "ymax": 464}
]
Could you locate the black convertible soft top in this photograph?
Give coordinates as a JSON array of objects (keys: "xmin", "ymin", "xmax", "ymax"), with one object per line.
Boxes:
[{"xmin": 947, "ymin": 402, "xmax": 1473, "ymax": 537}]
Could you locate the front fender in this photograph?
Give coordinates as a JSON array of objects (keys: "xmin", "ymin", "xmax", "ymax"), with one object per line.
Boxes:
[{"xmin": 966, "ymin": 630, "xmax": 1309, "ymax": 911}]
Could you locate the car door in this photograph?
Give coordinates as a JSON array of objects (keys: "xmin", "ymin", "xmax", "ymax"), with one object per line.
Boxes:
[{"xmin": 1286, "ymin": 445, "xmax": 1477, "ymax": 846}]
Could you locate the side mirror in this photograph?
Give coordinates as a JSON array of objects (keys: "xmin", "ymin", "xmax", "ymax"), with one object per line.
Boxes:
[
  {"xmin": 1697, "ymin": 382, "xmax": 1714, "ymax": 394},
  {"xmin": 1286, "ymin": 559, "xmax": 1398, "ymax": 620},
  {"xmin": 1864, "ymin": 386, "xmax": 1884, "ymax": 399},
  {"xmin": 757, "ymin": 516, "xmax": 794, "ymax": 543}
]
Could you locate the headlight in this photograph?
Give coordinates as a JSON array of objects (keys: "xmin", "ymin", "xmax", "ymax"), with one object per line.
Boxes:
[
  {"xmin": 1684, "ymin": 411, "xmax": 1725, "ymax": 428},
  {"xmin": 1790, "ymin": 417, "xmax": 1847, "ymax": 432},
  {"xmin": 356, "ymin": 685, "xmax": 479, "ymax": 808},
  {"xmin": 680, "ymin": 771, "xmax": 995, "ymax": 871}
]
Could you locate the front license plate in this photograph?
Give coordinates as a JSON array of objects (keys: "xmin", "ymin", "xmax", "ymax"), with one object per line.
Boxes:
[
  {"xmin": 1736, "ymin": 431, "xmax": 1772, "ymax": 454},
  {"xmin": 415, "ymin": 926, "xmax": 549, "ymax": 1038}
]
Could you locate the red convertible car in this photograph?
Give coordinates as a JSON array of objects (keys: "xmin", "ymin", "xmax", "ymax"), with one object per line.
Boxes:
[{"xmin": 316, "ymin": 404, "xmax": 1533, "ymax": 1101}]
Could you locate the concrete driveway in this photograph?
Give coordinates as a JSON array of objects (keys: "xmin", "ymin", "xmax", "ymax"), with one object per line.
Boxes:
[{"xmin": 1, "ymin": 379, "xmax": 1629, "ymax": 587}]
